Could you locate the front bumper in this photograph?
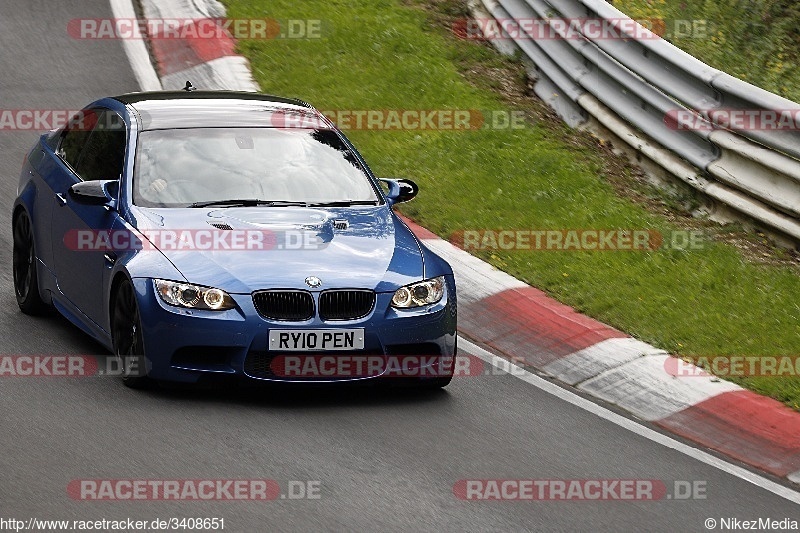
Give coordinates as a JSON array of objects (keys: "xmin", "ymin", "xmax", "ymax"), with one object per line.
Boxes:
[{"xmin": 131, "ymin": 277, "xmax": 457, "ymax": 384}]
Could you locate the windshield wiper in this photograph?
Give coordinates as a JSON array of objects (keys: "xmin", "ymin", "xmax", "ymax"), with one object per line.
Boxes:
[
  {"xmin": 306, "ymin": 200, "xmax": 380, "ymax": 207},
  {"xmin": 189, "ymin": 199, "xmax": 308, "ymax": 208}
]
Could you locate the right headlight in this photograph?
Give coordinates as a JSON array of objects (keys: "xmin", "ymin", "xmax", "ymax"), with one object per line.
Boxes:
[
  {"xmin": 154, "ymin": 279, "xmax": 236, "ymax": 311},
  {"xmin": 391, "ymin": 276, "xmax": 446, "ymax": 309}
]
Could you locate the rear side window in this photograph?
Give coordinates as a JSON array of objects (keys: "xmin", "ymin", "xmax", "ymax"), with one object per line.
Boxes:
[{"xmin": 76, "ymin": 111, "xmax": 126, "ymax": 181}]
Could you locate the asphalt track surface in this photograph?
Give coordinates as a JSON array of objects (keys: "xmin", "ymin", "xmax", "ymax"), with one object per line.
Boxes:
[{"xmin": 0, "ymin": 1, "xmax": 798, "ymax": 531}]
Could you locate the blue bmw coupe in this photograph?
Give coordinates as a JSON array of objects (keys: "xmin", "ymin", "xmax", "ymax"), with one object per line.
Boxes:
[{"xmin": 13, "ymin": 90, "xmax": 457, "ymax": 388}]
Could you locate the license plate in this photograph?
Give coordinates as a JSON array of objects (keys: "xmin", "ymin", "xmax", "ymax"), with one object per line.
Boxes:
[{"xmin": 268, "ymin": 329, "xmax": 365, "ymax": 351}]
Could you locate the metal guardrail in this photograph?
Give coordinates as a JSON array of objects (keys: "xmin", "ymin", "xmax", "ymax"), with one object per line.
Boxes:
[{"xmin": 474, "ymin": 0, "xmax": 800, "ymax": 242}]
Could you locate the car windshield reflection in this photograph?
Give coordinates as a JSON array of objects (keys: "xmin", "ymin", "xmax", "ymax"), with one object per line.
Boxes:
[{"xmin": 133, "ymin": 128, "xmax": 380, "ymax": 208}]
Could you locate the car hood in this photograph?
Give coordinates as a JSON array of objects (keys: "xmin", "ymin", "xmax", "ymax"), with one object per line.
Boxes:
[{"xmin": 126, "ymin": 205, "xmax": 424, "ymax": 294}]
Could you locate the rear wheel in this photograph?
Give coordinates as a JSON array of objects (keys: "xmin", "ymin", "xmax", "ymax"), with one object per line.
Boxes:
[
  {"xmin": 13, "ymin": 211, "xmax": 47, "ymax": 315},
  {"xmin": 112, "ymin": 279, "xmax": 155, "ymax": 389}
]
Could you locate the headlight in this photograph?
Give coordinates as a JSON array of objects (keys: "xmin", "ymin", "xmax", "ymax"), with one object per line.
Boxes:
[
  {"xmin": 391, "ymin": 276, "xmax": 446, "ymax": 309},
  {"xmin": 154, "ymin": 279, "xmax": 236, "ymax": 311}
]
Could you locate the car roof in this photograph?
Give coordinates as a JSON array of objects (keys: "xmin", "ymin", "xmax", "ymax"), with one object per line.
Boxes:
[{"xmin": 111, "ymin": 90, "xmax": 330, "ymax": 131}]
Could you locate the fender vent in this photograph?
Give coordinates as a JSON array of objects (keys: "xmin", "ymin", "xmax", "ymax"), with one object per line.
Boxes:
[{"xmin": 333, "ymin": 219, "xmax": 349, "ymax": 230}]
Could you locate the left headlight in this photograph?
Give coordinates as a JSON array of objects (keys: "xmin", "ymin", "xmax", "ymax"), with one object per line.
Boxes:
[
  {"xmin": 391, "ymin": 276, "xmax": 446, "ymax": 309},
  {"xmin": 154, "ymin": 279, "xmax": 236, "ymax": 311}
]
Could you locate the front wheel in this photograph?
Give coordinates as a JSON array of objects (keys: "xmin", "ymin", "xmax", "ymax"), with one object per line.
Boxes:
[
  {"xmin": 112, "ymin": 279, "xmax": 155, "ymax": 389},
  {"xmin": 12, "ymin": 211, "xmax": 48, "ymax": 315}
]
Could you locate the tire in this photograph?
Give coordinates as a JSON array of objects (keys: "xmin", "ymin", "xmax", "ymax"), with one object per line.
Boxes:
[
  {"xmin": 112, "ymin": 279, "xmax": 155, "ymax": 389},
  {"xmin": 12, "ymin": 211, "xmax": 48, "ymax": 315}
]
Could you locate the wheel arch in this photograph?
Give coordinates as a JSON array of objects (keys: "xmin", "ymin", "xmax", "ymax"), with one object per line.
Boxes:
[
  {"xmin": 109, "ymin": 270, "xmax": 134, "ymax": 326},
  {"xmin": 12, "ymin": 203, "xmax": 26, "ymax": 224}
]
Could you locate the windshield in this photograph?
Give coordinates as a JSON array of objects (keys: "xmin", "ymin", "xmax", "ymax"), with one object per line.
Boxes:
[{"xmin": 133, "ymin": 128, "xmax": 380, "ymax": 208}]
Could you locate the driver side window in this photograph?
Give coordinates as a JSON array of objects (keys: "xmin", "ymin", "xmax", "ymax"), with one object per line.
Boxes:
[
  {"xmin": 57, "ymin": 109, "xmax": 99, "ymax": 171},
  {"xmin": 56, "ymin": 109, "xmax": 126, "ymax": 182},
  {"xmin": 76, "ymin": 111, "xmax": 126, "ymax": 182}
]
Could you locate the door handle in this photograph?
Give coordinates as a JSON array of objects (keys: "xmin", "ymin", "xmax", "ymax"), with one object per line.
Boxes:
[{"xmin": 55, "ymin": 193, "xmax": 67, "ymax": 206}]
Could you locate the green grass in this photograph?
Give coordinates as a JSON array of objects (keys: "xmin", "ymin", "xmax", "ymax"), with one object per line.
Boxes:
[
  {"xmin": 615, "ymin": 0, "xmax": 800, "ymax": 103},
  {"xmin": 223, "ymin": 0, "xmax": 800, "ymax": 408}
]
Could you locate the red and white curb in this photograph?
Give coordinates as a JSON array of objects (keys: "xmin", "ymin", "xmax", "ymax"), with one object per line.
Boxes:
[
  {"xmin": 401, "ymin": 216, "xmax": 800, "ymax": 484},
  {"xmin": 135, "ymin": 0, "xmax": 259, "ymax": 91},
  {"xmin": 127, "ymin": 0, "xmax": 800, "ymax": 485}
]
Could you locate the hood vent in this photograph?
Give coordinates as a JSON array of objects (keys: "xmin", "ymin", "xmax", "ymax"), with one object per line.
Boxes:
[
  {"xmin": 208, "ymin": 222, "xmax": 234, "ymax": 231},
  {"xmin": 333, "ymin": 219, "xmax": 349, "ymax": 230}
]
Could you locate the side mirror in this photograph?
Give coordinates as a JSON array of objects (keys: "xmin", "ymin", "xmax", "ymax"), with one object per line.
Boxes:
[
  {"xmin": 380, "ymin": 178, "xmax": 419, "ymax": 206},
  {"xmin": 69, "ymin": 180, "xmax": 119, "ymax": 208}
]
